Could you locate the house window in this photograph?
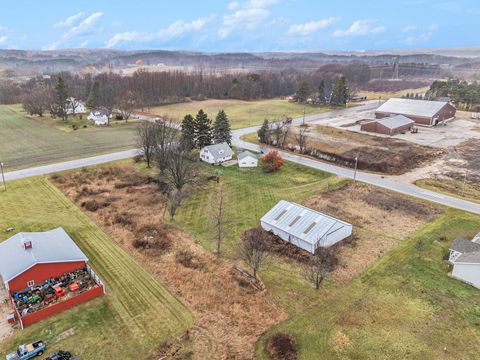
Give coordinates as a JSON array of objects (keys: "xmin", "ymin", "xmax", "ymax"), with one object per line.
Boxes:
[{"xmin": 27, "ymin": 280, "xmax": 35, "ymax": 287}]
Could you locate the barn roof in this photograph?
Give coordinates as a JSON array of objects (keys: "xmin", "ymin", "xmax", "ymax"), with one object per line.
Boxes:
[
  {"xmin": 377, "ymin": 115, "xmax": 414, "ymax": 129},
  {"xmin": 260, "ymin": 200, "xmax": 352, "ymax": 246},
  {"xmin": 203, "ymin": 142, "xmax": 233, "ymax": 161},
  {"xmin": 376, "ymin": 98, "xmax": 451, "ymax": 118},
  {"xmin": 456, "ymin": 251, "xmax": 480, "ymax": 264},
  {"xmin": 238, "ymin": 150, "xmax": 257, "ymax": 161},
  {"xmin": 450, "ymin": 237, "xmax": 480, "ymax": 253},
  {"xmin": 0, "ymin": 228, "xmax": 88, "ymax": 283}
]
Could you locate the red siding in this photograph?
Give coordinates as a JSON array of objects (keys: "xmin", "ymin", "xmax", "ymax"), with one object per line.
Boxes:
[
  {"xmin": 375, "ymin": 103, "xmax": 456, "ymax": 127},
  {"xmin": 8, "ymin": 261, "xmax": 87, "ymax": 294},
  {"xmin": 360, "ymin": 120, "xmax": 413, "ymax": 136},
  {"xmin": 20, "ymin": 285, "xmax": 104, "ymax": 328}
]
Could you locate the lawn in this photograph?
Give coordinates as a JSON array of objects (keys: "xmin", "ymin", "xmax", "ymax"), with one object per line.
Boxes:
[
  {"xmin": 0, "ymin": 105, "xmax": 139, "ymax": 170},
  {"xmin": 173, "ymin": 162, "xmax": 480, "ymax": 359},
  {"xmin": 143, "ymin": 99, "xmax": 333, "ymax": 129},
  {"xmin": 0, "ymin": 177, "xmax": 193, "ymax": 359},
  {"xmin": 357, "ymin": 86, "xmax": 431, "ymax": 101},
  {"xmin": 416, "ymin": 178, "xmax": 480, "ymax": 204}
]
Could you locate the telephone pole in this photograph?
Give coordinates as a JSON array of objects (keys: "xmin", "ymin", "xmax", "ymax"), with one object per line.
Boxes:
[{"xmin": 0, "ymin": 162, "xmax": 6, "ymax": 191}]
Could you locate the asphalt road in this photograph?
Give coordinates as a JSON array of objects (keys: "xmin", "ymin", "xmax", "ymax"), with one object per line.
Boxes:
[{"xmin": 3, "ymin": 102, "xmax": 480, "ymax": 215}]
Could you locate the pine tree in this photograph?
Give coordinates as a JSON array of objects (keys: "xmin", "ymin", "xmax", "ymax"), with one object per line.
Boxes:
[
  {"xmin": 257, "ymin": 119, "xmax": 269, "ymax": 144},
  {"xmin": 86, "ymin": 80, "xmax": 100, "ymax": 109},
  {"xmin": 318, "ymin": 79, "xmax": 326, "ymax": 105},
  {"xmin": 212, "ymin": 110, "xmax": 232, "ymax": 145},
  {"xmin": 180, "ymin": 114, "xmax": 196, "ymax": 150},
  {"xmin": 296, "ymin": 80, "xmax": 310, "ymax": 103},
  {"xmin": 195, "ymin": 109, "xmax": 212, "ymax": 149},
  {"xmin": 54, "ymin": 76, "xmax": 69, "ymax": 121},
  {"xmin": 330, "ymin": 76, "xmax": 348, "ymax": 106}
]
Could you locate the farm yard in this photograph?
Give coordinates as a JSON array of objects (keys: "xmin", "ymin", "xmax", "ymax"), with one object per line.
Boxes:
[
  {"xmin": 0, "ymin": 176, "xmax": 193, "ymax": 360},
  {"xmin": 0, "ymin": 105, "xmax": 139, "ymax": 170},
  {"xmin": 142, "ymin": 99, "xmax": 332, "ymax": 129}
]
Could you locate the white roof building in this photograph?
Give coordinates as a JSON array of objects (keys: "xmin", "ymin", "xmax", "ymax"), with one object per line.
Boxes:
[
  {"xmin": 449, "ymin": 233, "xmax": 480, "ymax": 289},
  {"xmin": 261, "ymin": 200, "xmax": 353, "ymax": 253},
  {"xmin": 200, "ymin": 142, "xmax": 234, "ymax": 164},
  {"xmin": 238, "ymin": 151, "xmax": 258, "ymax": 168}
]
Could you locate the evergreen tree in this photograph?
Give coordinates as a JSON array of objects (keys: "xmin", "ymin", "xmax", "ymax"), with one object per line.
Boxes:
[
  {"xmin": 54, "ymin": 76, "xmax": 69, "ymax": 121},
  {"xmin": 195, "ymin": 109, "xmax": 212, "ymax": 148},
  {"xmin": 296, "ymin": 80, "xmax": 310, "ymax": 103},
  {"xmin": 180, "ymin": 114, "xmax": 196, "ymax": 150},
  {"xmin": 257, "ymin": 119, "xmax": 269, "ymax": 144},
  {"xmin": 212, "ymin": 110, "xmax": 232, "ymax": 145},
  {"xmin": 318, "ymin": 79, "xmax": 326, "ymax": 104},
  {"xmin": 86, "ymin": 80, "xmax": 100, "ymax": 109},
  {"xmin": 330, "ymin": 76, "xmax": 348, "ymax": 106}
]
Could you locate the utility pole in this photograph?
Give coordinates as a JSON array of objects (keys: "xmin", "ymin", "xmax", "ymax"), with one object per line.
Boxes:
[
  {"xmin": 302, "ymin": 107, "xmax": 306, "ymax": 126},
  {"xmin": 353, "ymin": 156, "xmax": 358, "ymax": 183},
  {"xmin": 462, "ymin": 171, "xmax": 467, "ymax": 197},
  {"xmin": 0, "ymin": 162, "xmax": 6, "ymax": 191}
]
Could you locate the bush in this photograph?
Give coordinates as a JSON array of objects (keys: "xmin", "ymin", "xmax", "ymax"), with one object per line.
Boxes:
[
  {"xmin": 261, "ymin": 150, "xmax": 284, "ymax": 173},
  {"xmin": 175, "ymin": 250, "xmax": 205, "ymax": 270},
  {"xmin": 266, "ymin": 333, "xmax": 298, "ymax": 360}
]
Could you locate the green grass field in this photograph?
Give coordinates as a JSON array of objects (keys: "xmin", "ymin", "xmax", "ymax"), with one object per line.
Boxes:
[
  {"xmin": 145, "ymin": 99, "xmax": 333, "ymax": 129},
  {"xmin": 0, "ymin": 177, "xmax": 193, "ymax": 359},
  {"xmin": 173, "ymin": 162, "xmax": 480, "ymax": 359},
  {"xmin": 0, "ymin": 105, "xmax": 139, "ymax": 170},
  {"xmin": 416, "ymin": 178, "xmax": 480, "ymax": 204}
]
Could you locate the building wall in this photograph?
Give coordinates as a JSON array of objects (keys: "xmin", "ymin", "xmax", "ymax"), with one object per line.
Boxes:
[
  {"xmin": 452, "ymin": 263, "xmax": 480, "ymax": 288},
  {"xmin": 434, "ymin": 103, "xmax": 457, "ymax": 123},
  {"xmin": 239, "ymin": 157, "xmax": 258, "ymax": 168},
  {"xmin": 318, "ymin": 225, "xmax": 353, "ymax": 248},
  {"xmin": 8, "ymin": 261, "xmax": 87, "ymax": 294},
  {"xmin": 261, "ymin": 221, "xmax": 315, "ymax": 253},
  {"xmin": 375, "ymin": 112, "xmax": 432, "ymax": 126}
]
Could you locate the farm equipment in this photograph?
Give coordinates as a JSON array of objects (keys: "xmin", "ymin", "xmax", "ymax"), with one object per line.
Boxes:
[
  {"xmin": 45, "ymin": 350, "xmax": 76, "ymax": 360},
  {"xmin": 6, "ymin": 340, "xmax": 46, "ymax": 360},
  {"xmin": 53, "ymin": 286, "xmax": 65, "ymax": 298}
]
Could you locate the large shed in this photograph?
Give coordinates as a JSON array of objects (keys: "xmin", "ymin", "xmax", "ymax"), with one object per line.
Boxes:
[
  {"xmin": 448, "ymin": 234, "xmax": 480, "ymax": 289},
  {"xmin": 375, "ymin": 98, "xmax": 456, "ymax": 126},
  {"xmin": 260, "ymin": 200, "xmax": 352, "ymax": 253},
  {"xmin": 360, "ymin": 115, "xmax": 415, "ymax": 136}
]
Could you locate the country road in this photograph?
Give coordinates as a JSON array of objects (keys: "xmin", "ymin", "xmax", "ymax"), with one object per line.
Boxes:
[{"xmin": 3, "ymin": 102, "xmax": 480, "ymax": 215}]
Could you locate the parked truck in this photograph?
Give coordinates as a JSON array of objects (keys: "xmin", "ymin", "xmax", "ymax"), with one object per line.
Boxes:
[{"xmin": 6, "ymin": 341, "xmax": 46, "ymax": 360}]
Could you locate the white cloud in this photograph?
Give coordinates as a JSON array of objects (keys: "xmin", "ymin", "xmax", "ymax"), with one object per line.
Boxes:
[
  {"xmin": 333, "ymin": 19, "xmax": 386, "ymax": 37},
  {"xmin": 405, "ymin": 24, "xmax": 438, "ymax": 45},
  {"xmin": 106, "ymin": 17, "xmax": 212, "ymax": 48},
  {"xmin": 0, "ymin": 26, "xmax": 7, "ymax": 32},
  {"xmin": 0, "ymin": 36, "xmax": 8, "ymax": 45},
  {"xmin": 403, "ymin": 25, "xmax": 417, "ymax": 33},
  {"xmin": 288, "ymin": 18, "xmax": 339, "ymax": 36},
  {"xmin": 219, "ymin": 0, "xmax": 278, "ymax": 38},
  {"xmin": 54, "ymin": 12, "xmax": 84, "ymax": 28}
]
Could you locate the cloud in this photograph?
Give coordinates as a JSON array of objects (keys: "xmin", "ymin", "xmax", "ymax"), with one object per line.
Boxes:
[
  {"xmin": 54, "ymin": 12, "xmax": 84, "ymax": 28},
  {"xmin": 288, "ymin": 18, "xmax": 339, "ymax": 36},
  {"xmin": 106, "ymin": 17, "xmax": 212, "ymax": 48},
  {"xmin": 405, "ymin": 24, "xmax": 438, "ymax": 45},
  {"xmin": 0, "ymin": 36, "xmax": 8, "ymax": 45},
  {"xmin": 333, "ymin": 19, "xmax": 386, "ymax": 37},
  {"xmin": 219, "ymin": 0, "xmax": 278, "ymax": 38},
  {"xmin": 403, "ymin": 25, "xmax": 417, "ymax": 33}
]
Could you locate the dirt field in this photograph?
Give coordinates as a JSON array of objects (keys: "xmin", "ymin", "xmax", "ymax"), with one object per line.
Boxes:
[
  {"xmin": 51, "ymin": 165, "xmax": 285, "ymax": 360},
  {"xmin": 290, "ymin": 125, "xmax": 442, "ymax": 175},
  {"xmin": 304, "ymin": 183, "xmax": 443, "ymax": 284},
  {"xmin": 0, "ymin": 283, "xmax": 12, "ymax": 343}
]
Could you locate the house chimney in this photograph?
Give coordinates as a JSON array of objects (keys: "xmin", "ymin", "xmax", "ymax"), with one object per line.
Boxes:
[{"xmin": 21, "ymin": 237, "xmax": 33, "ymax": 250}]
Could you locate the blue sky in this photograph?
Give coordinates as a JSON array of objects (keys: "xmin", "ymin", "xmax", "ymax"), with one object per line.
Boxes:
[{"xmin": 0, "ymin": 0, "xmax": 478, "ymax": 52}]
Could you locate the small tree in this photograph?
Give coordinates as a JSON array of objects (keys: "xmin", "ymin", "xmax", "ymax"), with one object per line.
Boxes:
[
  {"xmin": 166, "ymin": 189, "xmax": 187, "ymax": 220},
  {"xmin": 136, "ymin": 121, "xmax": 158, "ymax": 168},
  {"xmin": 165, "ymin": 144, "xmax": 194, "ymax": 191},
  {"xmin": 209, "ymin": 184, "xmax": 230, "ymax": 256},
  {"xmin": 53, "ymin": 76, "xmax": 69, "ymax": 121},
  {"xmin": 238, "ymin": 227, "xmax": 270, "ymax": 278},
  {"xmin": 118, "ymin": 90, "xmax": 136, "ymax": 122},
  {"xmin": 295, "ymin": 126, "xmax": 308, "ymax": 153},
  {"xmin": 180, "ymin": 114, "xmax": 196, "ymax": 150},
  {"xmin": 330, "ymin": 76, "xmax": 348, "ymax": 106},
  {"xmin": 212, "ymin": 110, "xmax": 232, "ymax": 145},
  {"xmin": 317, "ymin": 79, "xmax": 326, "ymax": 105},
  {"xmin": 86, "ymin": 80, "xmax": 100, "ymax": 109},
  {"xmin": 257, "ymin": 119, "xmax": 270, "ymax": 144},
  {"xmin": 303, "ymin": 246, "xmax": 338, "ymax": 289},
  {"xmin": 261, "ymin": 150, "xmax": 284, "ymax": 173},
  {"xmin": 296, "ymin": 80, "xmax": 310, "ymax": 103},
  {"xmin": 154, "ymin": 119, "xmax": 178, "ymax": 175},
  {"xmin": 194, "ymin": 109, "xmax": 212, "ymax": 148}
]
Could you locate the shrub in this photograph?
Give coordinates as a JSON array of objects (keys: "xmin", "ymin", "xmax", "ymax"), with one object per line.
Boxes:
[
  {"xmin": 175, "ymin": 250, "xmax": 205, "ymax": 270},
  {"xmin": 266, "ymin": 333, "xmax": 298, "ymax": 360},
  {"xmin": 261, "ymin": 150, "xmax": 284, "ymax": 173}
]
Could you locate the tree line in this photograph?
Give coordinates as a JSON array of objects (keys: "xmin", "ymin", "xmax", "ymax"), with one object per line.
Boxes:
[{"xmin": 426, "ymin": 79, "xmax": 480, "ymax": 111}]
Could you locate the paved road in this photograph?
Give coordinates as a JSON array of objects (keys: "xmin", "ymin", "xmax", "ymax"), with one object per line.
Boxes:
[{"xmin": 3, "ymin": 102, "xmax": 480, "ymax": 215}]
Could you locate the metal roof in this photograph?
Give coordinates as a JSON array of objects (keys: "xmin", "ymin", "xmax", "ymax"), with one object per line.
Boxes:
[
  {"xmin": 376, "ymin": 98, "xmax": 450, "ymax": 118},
  {"xmin": 450, "ymin": 237, "xmax": 480, "ymax": 254},
  {"xmin": 261, "ymin": 200, "xmax": 352, "ymax": 246},
  {"xmin": 0, "ymin": 228, "xmax": 88, "ymax": 283},
  {"xmin": 238, "ymin": 150, "xmax": 257, "ymax": 161},
  {"xmin": 203, "ymin": 142, "xmax": 234, "ymax": 161},
  {"xmin": 456, "ymin": 251, "xmax": 480, "ymax": 264},
  {"xmin": 377, "ymin": 115, "xmax": 414, "ymax": 129}
]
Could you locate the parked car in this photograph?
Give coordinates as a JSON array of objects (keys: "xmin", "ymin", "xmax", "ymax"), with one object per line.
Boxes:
[
  {"xmin": 6, "ymin": 341, "xmax": 46, "ymax": 360},
  {"xmin": 45, "ymin": 350, "xmax": 75, "ymax": 360}
]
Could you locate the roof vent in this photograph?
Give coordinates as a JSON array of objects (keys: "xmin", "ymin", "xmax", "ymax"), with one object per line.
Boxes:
[{"xmin": 22, "ymin": 237, "xmax": 33, "ymax": 250}]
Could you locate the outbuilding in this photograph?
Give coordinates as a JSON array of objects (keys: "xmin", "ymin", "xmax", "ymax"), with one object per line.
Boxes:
[
  {"xmin": 260, "ymin": 200, "xmax": 353, "ymax": 254},
  {"xmin": 448, "ymin": 234, "xmax": 480, "ymax": 289},
  {"xmin": 375, "ymin": 98, "xmax": 456, "ymax": 126},
  {"xmin": 88, "ymin": 109, "xmax": 110, "ymax": 125},
  {"xmin": 65, "ymin": 97, "xmax": 86, "ymax": 115},
  {"xmin": 360, "ymin": 115, "xmax": 415, "ymax": 136},
  {"xmin": 200, "ymin": 142, "xmax": 234, "ymax": 165},
  {"xmin": 238, "ymin": 151, "xmax": 258, "ymax": 168}
]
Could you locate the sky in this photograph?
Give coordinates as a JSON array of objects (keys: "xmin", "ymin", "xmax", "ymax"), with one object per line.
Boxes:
[{"xmin": 0, "ymin": 0, "xmax": 479, "ymax": 52}]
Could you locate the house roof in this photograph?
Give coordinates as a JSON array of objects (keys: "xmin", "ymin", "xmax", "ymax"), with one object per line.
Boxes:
[
  {"xmin": 376, "ymin": 98, "xmax": 451, "ymax": 118},
  {"xmin": 456, "ymin": 251, "xmax": 480, "ymax": 264},
  {"xmin": 377, "ymin": 115, "xmax": 415, "ymax": 129},
  {"xmin": 450, "ymin": 237, "xmax": 480, "ymax": 253},
  {"xmin": 203, "ymin": 142, "xmax": 233, "ymax": 161},
  {"xmin": 260, "ymin": 200, "xmax": 352, "ymax": 246},
  {"xmin": 238, "ymin": 150, "xmax": 257, "ymax": 161},
  {"xmin": 0, "ymin": 228, "xmax": 88, "ymax": 283}
]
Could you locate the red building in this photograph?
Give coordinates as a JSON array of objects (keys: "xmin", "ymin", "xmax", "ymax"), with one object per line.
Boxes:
[
  {"xmin": 0, "ymin": 228, "xmax": 104, "ymax": 328},
  {"xmin": 360, "ymin": 115, "xmax": 415, "ymax": 136}
]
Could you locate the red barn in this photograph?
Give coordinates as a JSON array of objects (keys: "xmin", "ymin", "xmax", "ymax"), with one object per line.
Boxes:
[
  {"xmin": 0, "ymin": 228, "xmax": 104, "ymax": 328},
  {"xmin": 360, "ymin": 115, "xmax": 415, "ymax": 136}
]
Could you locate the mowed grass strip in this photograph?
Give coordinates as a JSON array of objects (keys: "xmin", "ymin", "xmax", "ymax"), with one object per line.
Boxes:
[
  {"xmin": 0, "ymin": 177, "xmax": 193, "ymax": 359},
  {"xmin": 145, "ymin": 99, "xmax": 333, "ymax": 129},
  {"xmin": 0, "ymin": 105, "xmax": 138, "ymax": 170}
]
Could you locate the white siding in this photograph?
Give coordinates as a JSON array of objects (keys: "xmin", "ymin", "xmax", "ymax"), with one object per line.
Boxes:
[
  {"xmin": 452, "ymin": 263, "xmax": 480, "ymax": 288},
  {"xmin": 318, "ymin": 225, "xmax": 353, "ymax": 248},
  {"xmin": 239, "ymin": 156, "xmax": 258, "ymax": 168}
]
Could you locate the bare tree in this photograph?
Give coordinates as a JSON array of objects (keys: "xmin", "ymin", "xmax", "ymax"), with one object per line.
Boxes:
[
  {"xmin": 238, "ymin": 227, "xmax": 270, "ymax": 278},
  {"xmin": 136, "ymin": 121, "xmax": 158, "ymax": 168},
  {"xmin": 22, "ymin": 85, "xmax": 50, "ymax": 117},
  {"xmin": 209, "ymin": 184, "xmax": 229, "ymax": 256},
  {"xmin": 118, "ymin": 90, "xmax": 136, "ymax": 122},
  {"xmin": 166, "ymin": 189, "xmax": 187, "ymax": 220},
  {"xmin": 279, "ymin": 123, "xmax": 291, "ymax": 148},
  {"xmin": 165, "ymin": 144, "xmax": 194, "ymax": 191},
  {"xmin": 303, "ymin": 246, "xmax": 338, "ymax": 289},
  {"xmin": 294, "ymin": 126, "xmax": 309, "ymax": 153},
  {"xmin": 154, "ymin": 119, "xmax": 178, "ymax": 175}
]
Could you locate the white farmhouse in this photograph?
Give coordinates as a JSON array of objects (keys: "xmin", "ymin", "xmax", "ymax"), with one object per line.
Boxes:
[
  {"xmin": 88, "ymin": 109, "xmax": 109, "ymax": 126},
  {"xmin": 66, "ymin": 97, "xmax": 86, "ymax": 115},
  {"xmin": 200, "ymin": 142, "xmax": 233, "ymax": 165},
  {"xmin": 238, "ymin": 151, "xmax": 258, "ymax": 168},
  {"xmin": 261, "ymin": 200, "xmax": 353, "ymax": 254},
  {"xmin": 448, "ymin": 234, "xmax": 480, "ymax": 289}
]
